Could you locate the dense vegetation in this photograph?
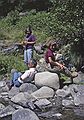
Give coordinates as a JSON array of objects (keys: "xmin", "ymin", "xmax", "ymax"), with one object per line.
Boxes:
[
  {"xmin": 0, "ymin": 0, "xmax": 51, "ymax": 16},
  {"xmin": 0, "ymin": 0, "xmax": 84, "ymax": 74}
]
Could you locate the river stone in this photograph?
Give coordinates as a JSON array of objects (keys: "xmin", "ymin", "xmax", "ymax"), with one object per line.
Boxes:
[
  {"xmin": 0, "ymin": 81, "xmax": 6, "ymax": 88},
  {"xmin": 11, "ymin": 92, "xmax": 36, "ymax": 107},
  {"xmin": 0, "ymin": 103, "xmax": 5, "ymax": 110},
  {"xmin": 8, "ymin": 86, "xmax": 19, "ymax": 98},
  {"xmin": 19, "ymin": 83, "xmax": 37, "ymax": 93},
  {"xmin": 0, "ymin": 105, "xmax": 15, "ymax": 118},
  {"xmin": 62, "ymin": 99, "xmax": 74, "ymax": 107},
  {"xmin": 31, "ymin": 86, "xmax": 54, "ymax": 99},
  {"xmin": 27, "ymin": 101, "xmax": 35, "ymax": 110},
  {"xmin": 74, "ymin": 92, "xmax": 84, "ymax": 106},
  {"xmin": 36, "ymin": 64, "xmax": 46, "ymax": 72},
  {"xmin": 74, "ymin": 105, "xmax": 84, "ymax": 117},
  {"xmin": 77, "ymin": 84, "xmax": 84, "ymax": 92},
  {"xmin": 54, "ymin": 96, "xmax": 62, "ymax": 109},
  {"xmin": 73, "ymin": 71, "xmax": 84, "ymax": 83},
  {"xmin": 1, "ymin": 92, "xmax": 8, "ymax": 96},
  {"xmin": 34, "ymin": 45, "xmax": 44, "ymax": 54},
  {"xmin": 1, "ymin": 85, "xmax": 9, "ymax": 92},
  {"xmin": 35, "ymin": 71, "xmax": 59, "ymax": 90},
  {"xmin": 12, "ymin": 108, "xmax": 40, "ymax": 120},
  {"xmin": 24, "ymin": 92, "xmax": 36, "ymax": 101},
  {"xmin": 11, "ymin": 92, "xmax": 27, "ymax": 104},
  {"xmin": 56, "ymin": 89, "xmax": 70, "ymax": 98},
  {"xmin": 1, "ymin": 92, "xmax": 8, "ymax": 98},
  {"xmin": 37, "ymin": 109, "xmax": 61, "ymax": 119},
  {"xmin": 34, "ymin": 99, "xmax": 52, "ymax": 109},
  {"xmin": 63, "ymin": 85, "xmax": 68, "ymax": 90},
  {"xmin": 69, "ymin": 85, "xmax": 84, "ymax": 106}
]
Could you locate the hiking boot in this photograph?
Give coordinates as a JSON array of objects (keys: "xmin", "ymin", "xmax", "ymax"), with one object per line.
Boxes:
[{"xmin": 71, "ymin": 72, "xmax": 78, "ymax": 78}]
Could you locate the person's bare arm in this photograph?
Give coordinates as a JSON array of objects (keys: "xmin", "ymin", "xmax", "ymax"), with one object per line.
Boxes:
[
  {"xmin": 48, "ymin": 57, "xmax": 64, "ymax": 69},
  {"xmin": 23, "ymin": 40, "xmax": 36, "ymax": 45}
]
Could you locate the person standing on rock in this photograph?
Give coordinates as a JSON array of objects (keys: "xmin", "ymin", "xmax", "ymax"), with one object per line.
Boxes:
[
  {"xmin": 8, "ymin": 59, "xmax": 37, "ymax": 90},
  {"xmin": 23, "ymin": 26, "xmax": 36, "ymax": 66},
  {"xmin": 45, "ymin": 41, "xmax": 78, "ymax": 83}
]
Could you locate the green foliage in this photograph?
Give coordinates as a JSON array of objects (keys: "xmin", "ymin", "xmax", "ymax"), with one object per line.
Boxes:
[
  {"xmin": 0, "ymin": 11, "xmax": 49, "ymax": 42},
  {"xmin": 5, "ymin": 10, "xmax": 19, "ymax": 25},
  {"xmin": 0, "ymin": 0, "xmax": 84, "ymax": 70},
  {"xmin": 0, "ymin": 53, "xmax": 27, "ymax": 75},
  {"xmin": 60, "ymin": 44, "xmax": 83, "ymax": 69},
  {"xmin": 60, "ymin": 73, "xmax": 69, "ymax": 81},
  {"xmin": 70, "ymin": 52, "xmax": 83, "ymax": 69},
  {"xmin": 0, "ymin": 30, "xmax": 7, "ymax": 40}
]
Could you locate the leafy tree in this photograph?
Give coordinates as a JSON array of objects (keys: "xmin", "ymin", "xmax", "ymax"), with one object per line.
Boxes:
[
  {"xmin": 0, "ymin": 0, "xmax": 52, "ymax": 16},
  {"xmin": 45, "ymin": 0, "xmax": 84, "ymax": 68}
]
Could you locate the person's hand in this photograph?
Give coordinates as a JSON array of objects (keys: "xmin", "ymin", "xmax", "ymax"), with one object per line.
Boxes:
[
  {"xmin": 60, "ymin": 64, "xmax": 64, "ymax": 69},
  {"xmin": 23, "ymin": 41, "xmax": 27, "ymax": 45},
  {"xmin": 56, "ymin": 62, "xmax": 64, "ymax": 69}
]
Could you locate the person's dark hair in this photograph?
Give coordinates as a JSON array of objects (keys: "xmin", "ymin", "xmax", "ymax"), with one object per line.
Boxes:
[
  {"xmin": 47, "ymin": 41, "xmax": 56, "ymax": 48},
  {"xmin": 31, "ymin": 59, "xmax": 37, "ymax": 67},
  {"xmin": 46, "ymin": 41, "xmax": 52, "ymax": 48},
  {"xmin": 25, "ymin": 25, "xmax": 32, "ymax": 34}
]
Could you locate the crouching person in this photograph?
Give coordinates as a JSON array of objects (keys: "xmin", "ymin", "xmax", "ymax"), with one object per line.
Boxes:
[
  {"xmin": 9, "ymin": 59, "xmax": 37, "ymax": 90},
  {"xmin": 45, "ymin": 41, "xmax": 78, "ymax": 85}
]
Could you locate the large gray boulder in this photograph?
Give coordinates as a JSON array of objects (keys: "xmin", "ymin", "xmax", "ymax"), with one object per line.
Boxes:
[
  {"xmin": 56, "ymin": 89, "xmax": 70, "ymax": 98},
  {"xmin": 31, "ymin": 86, "xmax": 54, "ymax": 99},
  {"xmin": 35, "ymin": 71, "xmax": 59, "ymax": 90},
  {"xmin": 12, "ymin": 108, "xmax": 40, "ymax": 120},
  {"xmin": 0, "ymin": 81, "xmax": 6, "ymax": 88},
  {"xmin": 73, "ymin": 71, "xmax": 84, "ymax": 83},
  {"xmin": 8, "ymin": 86, "xmax": 19, "ymax": 99},
  {"xmin": 62, "ymin": 99, "xmax": 74, "ymax": 107},
  {"xmin": 19, "ymin": 83, "xmax": 37, "ymax": 93},
  {"xmin": 11, "ymin": 92, "xmax": 27, "ymax": 105},
  {"xmin": 73, "ymin": 85, "xmax": 84, "ymax": 106},
  {"xmin": 34, "ymin": 99, "xmax": 52, "ymax": 110},
  {"xmin": 11, "ymin": 92, "xmax": 35, "ymax": 105},
  {"xmin": 0, "ymin": 105, "xmax": 15, "ymax": 118}
]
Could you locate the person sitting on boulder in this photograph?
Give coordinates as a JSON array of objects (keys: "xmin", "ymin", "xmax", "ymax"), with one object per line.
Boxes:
[
  {"xmin": 45, "ymin": 41, "xmax": 78, "ymax": 83},
  {"xmin": 8, "ymin": 59, "xmax": 37, "ymax": 89}
]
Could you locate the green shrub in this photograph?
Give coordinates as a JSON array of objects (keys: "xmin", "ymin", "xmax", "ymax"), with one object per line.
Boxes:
[
  {"xmin": 0, "ymin": 0, "xmax": 84, "ymax": 69},
  {"xmin": 0, "ymin": 31, "xmax": 6, "ymax": 40},
  {"xmin": 5, "ymin": 10, "xmax": 19, "ymax": 25},
  {"xmin": 0, "ymin": 53, "xmax": 27, "ymax": 75}
]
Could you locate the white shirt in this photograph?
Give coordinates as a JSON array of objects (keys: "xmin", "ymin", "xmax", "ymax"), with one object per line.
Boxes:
[{"xmin": 18, "ymin": 68, "xmax": 37, "ymax": 83}]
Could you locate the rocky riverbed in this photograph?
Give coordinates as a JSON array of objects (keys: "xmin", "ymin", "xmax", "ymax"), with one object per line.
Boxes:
[
  {"xmin": 0, "ymin": 42, "xmax": 84, "ymax": 120},
  {"xmin": 0, "ymin": 69, "xmax": 84, "ymax": 120}
]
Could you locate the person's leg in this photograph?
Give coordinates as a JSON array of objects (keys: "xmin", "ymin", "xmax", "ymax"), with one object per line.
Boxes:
[
  {"xmin": 11, "ymin": 71, "xmax": 22, "ymax": 87},
  {"xmin": 46, "ymin": 66, "xmax": 61, "ymax": 74},
  {"xmin": 10, "ymin": 69, "xmax": 18, "ymax": 87},
  {"xmin": 63, "ymin": 68, "xmax": 72, "ymax": 77},
  {"xmin": 24, "ymin": 50, "xmax": 28, "ymax": 64},
  {"xmin": 26, "ymin": 49, "xmax": 33, "ymax": 64},
  {"xmin": 45, "ymin": 64, "xmax": 73, "ymax": 77}
]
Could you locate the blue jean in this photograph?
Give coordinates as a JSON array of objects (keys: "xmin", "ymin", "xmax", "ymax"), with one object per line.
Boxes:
[
  {"xmin": 24, "ymin": 49, "xmax": 33, "ymax": 64},
  {"xmin": 11, "ymin": 71, "xmax": 22, "ymax": 87}
]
